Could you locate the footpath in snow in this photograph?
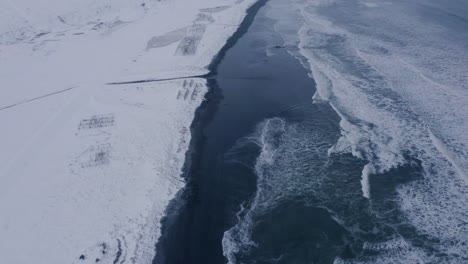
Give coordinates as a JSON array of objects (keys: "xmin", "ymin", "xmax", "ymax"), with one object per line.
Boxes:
[{"xmin": 0, "ymin": 0, "xmax": 256, "ymax": 263}]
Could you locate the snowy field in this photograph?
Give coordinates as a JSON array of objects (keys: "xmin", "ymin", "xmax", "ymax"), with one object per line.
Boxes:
[{"xmin": 0, "ymin": 0, "xmax": 256, "ymax": 263}]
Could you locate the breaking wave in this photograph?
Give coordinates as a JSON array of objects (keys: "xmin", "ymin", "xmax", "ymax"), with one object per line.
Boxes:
[{"xmin": 223, "ymin": 117, "xmax": 340, "ymax": 264}]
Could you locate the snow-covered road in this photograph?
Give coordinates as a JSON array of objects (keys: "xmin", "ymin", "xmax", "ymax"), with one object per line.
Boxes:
[{"xmin": 0, "ymin": 0, "xmax": 256, "ymax": 263}]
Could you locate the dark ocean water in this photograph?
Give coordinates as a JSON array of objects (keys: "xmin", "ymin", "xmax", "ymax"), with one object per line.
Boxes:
[{"xmin": 154, "ymin": 0, "xmax": 467, "ymax": 263}]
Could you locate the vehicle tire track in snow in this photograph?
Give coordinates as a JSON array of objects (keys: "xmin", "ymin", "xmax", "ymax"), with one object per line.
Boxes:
[
  {"xmin": 107, "ymin": 75, "xmax": 211, "ymax": 85},
  {"xmin": 0, "ymin": 86, "xmax": 75, "ymax": 111}
]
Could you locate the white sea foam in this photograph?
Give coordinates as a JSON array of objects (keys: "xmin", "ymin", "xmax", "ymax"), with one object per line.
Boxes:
[
  {"xmin": 223, "ymin": 118, "xmax": 286, "ymax": 264},
  {"xmin": 291, "ymin": 0, "xmax": 467, "ymax": 261},
  {"xmin": 334, "ymin": 238, "xmax": 427, "ymax": 264},
  {"xmin": 223, "ymin": 117, "xmax": 336, "ymax": 263},
  {"xmin": 360, "ymin": 164, "xmax": 373, "ymax": 199}
]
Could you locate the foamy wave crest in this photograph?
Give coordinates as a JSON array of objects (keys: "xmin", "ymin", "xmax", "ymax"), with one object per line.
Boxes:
[
  {"xmin": 223, "ymin": 118, "xmax": 285, "ymax": 264},
  {"xmin": 223, "ymin": 117, "xmax": 336, "ymax": 263}
]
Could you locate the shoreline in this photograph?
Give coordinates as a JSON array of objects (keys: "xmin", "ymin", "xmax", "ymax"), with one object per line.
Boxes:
[{"xmin": 153, "ymin": 1, "xmax": 269, "ymax": 263}]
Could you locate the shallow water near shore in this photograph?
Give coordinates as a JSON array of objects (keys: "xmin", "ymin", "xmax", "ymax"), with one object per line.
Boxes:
[{"xmin": 153, "ymin": 0, "xmax": 464, "ymax": 263}]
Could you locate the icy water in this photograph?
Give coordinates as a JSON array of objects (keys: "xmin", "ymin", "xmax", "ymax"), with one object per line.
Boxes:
[{"xmin": 155, "ymin": 0, "xmax": 467, "ymax": 263}]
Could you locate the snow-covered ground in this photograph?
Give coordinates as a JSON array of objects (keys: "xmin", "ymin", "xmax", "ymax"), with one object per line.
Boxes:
[{"xmin": 0, "ymin": 0, "xmax": 256, "ymax": 263}]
